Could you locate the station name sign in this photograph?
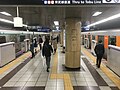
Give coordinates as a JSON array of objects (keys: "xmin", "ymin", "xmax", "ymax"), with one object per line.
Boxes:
[{"xmin": 0, "ymin": 0, "xmax": 120, "ymax": 5}]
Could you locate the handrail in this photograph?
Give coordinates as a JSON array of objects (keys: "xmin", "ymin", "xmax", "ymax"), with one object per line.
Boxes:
[{"xmin": 0, "ymin": 42, "xmax": 15, "ymax": 47}]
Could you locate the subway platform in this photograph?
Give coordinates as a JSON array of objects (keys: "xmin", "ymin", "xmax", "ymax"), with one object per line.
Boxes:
[{"xmin": 0, "ymin": 45, "xmax": 120, "ymax": 90}]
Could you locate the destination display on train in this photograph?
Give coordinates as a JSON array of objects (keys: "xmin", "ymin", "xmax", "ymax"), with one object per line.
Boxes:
[{"xmin": 0, "ymin": 0, "xmax": 120, "ymax": 5}]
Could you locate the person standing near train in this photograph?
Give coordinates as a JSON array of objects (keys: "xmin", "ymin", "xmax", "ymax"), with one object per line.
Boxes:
[
  {"xmin": 39, "ymin": 35, "xmax": 43, "ymax": 50},
  {"xmin": 94, "ymin": 40, "xmax": 105, "ymax": 68},
  {"xmin": 42, "ymin": 38, "xmax": 53, "ymax": 72},
  {"xmin": 52, "ymin": 38, "xmax": 57, "ymax": 54},
  {"xmin": 30, "ymin": 39, "xmax": 35, "ymax": 58}
]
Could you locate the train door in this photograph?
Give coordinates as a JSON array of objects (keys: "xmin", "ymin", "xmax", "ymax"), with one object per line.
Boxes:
[
  {"xmin": 88, "ymin": 34, "xmax": 91, "ymax": 49},
  {"xmin": 84, "ymin": 34, "xmax": 91, "ymax": 49},
  {"xmin": 20, "ymin": 35, "xmax": 26, "ymax": 53},
  {"xmin": 91, "ymin": 35, "xmax": 97, "ymax": 56},
  {"xmin": 84, "ymin": 38, "xmax": 89, "ymax": 48},
  {"xmin": 84, "ymin": 35, "xmax": 87, "ymax": 47},
  {"xmin": 98, "ymin": 35, "xmax": 107, "ymax": 59},
  {"xmin": 81, "ymin": 34, "xmax": 84, "ymax": 45}
]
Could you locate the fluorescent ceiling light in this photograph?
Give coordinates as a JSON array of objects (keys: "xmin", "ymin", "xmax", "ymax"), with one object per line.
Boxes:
[
  {"xmin": 23, "ymin": 24, "xmax": 28, "ymax": 27},
  {"xmin": 54, "ymin": 21, "xmax": 59, "ymax": 26},
  {"xmin": 92, "ymin": 11, "xmax": 102, "ymax": 16},
  {"xmin": 0, "ymin": 18, "xmax": 27, "ymax": 27},
  {"xmin": 0, "ymin": 18, "xmax": 13, "ymax": 24},
  {"xmin": 56, "ymin": 26, "xmax": 59, "ymax": 30},
  {"xmin": 86, "ymin": 13, "xmax": 120, "ymax": 28},
  {"xmin": 0, "ymin": 12, "xmax": 12, "ymax": 16}
]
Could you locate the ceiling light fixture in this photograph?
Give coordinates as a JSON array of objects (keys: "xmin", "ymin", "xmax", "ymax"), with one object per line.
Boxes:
[
  {"xmin": 86, "ymin": 12, "xmax": 120, "ymax": 28},
  {"xmin": 92, "ymin": 11, "xmax": 102, "ymax": 17},
  {"xmin": 56, "ymin": 26, "xmax": 59, "ymax": 30},
  {"xmin": 0, "ymin": 18, "xmax": 13, "ymax": 24},
  {"xmin": 0, "ymin": 12, "xmax": 12, "ymax": 16},
  {"xmin": 54, "ymin": 21, "xmax": 59, "ymax": 26},
  {"xmin": 13, "ymin": 6, "xmax": 23, "ymax": 27},
  {"xmin": 0, "ymin": 18, "xmax": 28, "ymax": 27}
]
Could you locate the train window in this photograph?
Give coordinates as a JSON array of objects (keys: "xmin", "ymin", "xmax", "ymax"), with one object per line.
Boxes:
[
  {"xmin": 10, "ymin": 35, "xmax": 18, "ymax": 43},
  {"xmin": 109, "ymin": 36, "xmax": 116, "ymax": 46},
  {"xmin": 0, "ymin": 36, "xmax": 6, "ymax": 44},
  {"xmin": 20, "ymin": 35, "xmax": 25, "ymax": 42}
]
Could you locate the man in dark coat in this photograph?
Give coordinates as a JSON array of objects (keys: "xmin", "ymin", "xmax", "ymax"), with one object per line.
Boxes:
[
  {"xmin": 42, "ymin": 38, "xmax": 53, "ymax": 72},
  {"xmin": 30, "ymin": 39, "xmax": 34, "ymax": 58},
  {"xmin": 39, "ymin": 35, "xmax": 43, "ymax": 50},
  {"xmin": 94, "ymin": 40, "xmax": 105, "ymax": 68}
]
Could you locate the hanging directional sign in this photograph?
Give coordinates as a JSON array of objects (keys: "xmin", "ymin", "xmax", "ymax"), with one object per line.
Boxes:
[{"xmin": 0, "ymin": 0, "xmax": 120, "ymax": 5}]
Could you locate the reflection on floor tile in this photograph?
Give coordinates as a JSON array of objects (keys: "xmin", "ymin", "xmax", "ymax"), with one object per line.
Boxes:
[
  {"xmin": 14, "ymin": 81, "xmax": 26, "ymax": 87},
  {"xmin": 99, "ymin": 86, "xmax": 112, "ymax": 90},
  {"xmin": 3, "ymin": 81, "xmax": 16, "ymax": 87},
  {"xmin": 45, "ymin": 87, "xmax": 56, "ymax": 90},
  {"xmin": 87, "ymin": 81, "xmax": 98, "ymax": 86},
  {"xmin": 25, "ymin": 82, "xmax": 36, "ymax": 86},
  {"xmin": 35, "ymin": 82, "xmax": 46, "ymax": 86},
  {"xmin": 77, "ymin": 81, "xmax": 88, "ymax": 86}
]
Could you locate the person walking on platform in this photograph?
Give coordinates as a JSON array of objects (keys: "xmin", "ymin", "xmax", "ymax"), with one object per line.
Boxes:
[
  {"xmin": 34, "ymin": 38, "xmax": 38, "ymax": 53},
  {"xmin": 52, "ymin": 38, "xmax": 57, "ymax": 54},
  {"xmin": 30, "ymin": 39, "xmax": 35, "ymax": 58},
  {"xmin": 94, "ymin": 40, "xmax": 105, "ymax": 68},
  {"xmin": 39, "ymin": 35, "xmax": 43, "ymax": 50},
  {"xmin": 42, "ymin": 38, "xmax": 53, "ymax": 72},
  {"xmin": 56, "ymin": 35, "xmax": 59, "ymax": 44}
]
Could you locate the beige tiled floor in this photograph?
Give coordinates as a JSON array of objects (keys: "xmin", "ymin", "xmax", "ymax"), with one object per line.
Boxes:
[{"xmin": 2, "ymin": 46, "xmax": 119, "ymax": 90}]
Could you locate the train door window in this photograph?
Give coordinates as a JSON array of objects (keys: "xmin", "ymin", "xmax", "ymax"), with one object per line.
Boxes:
[
  {"xmin": 0, "ymin": 36, "xmax": 6, "ymax": 44},
  {"xmin": 109, "ymin": 36, "xmax": 116, "ymax": 46},
  {"xmin": 92, "ymin": 35, "xmax": 95, "ymax": 40},
  {"xmin": 98, "ymin": 35, "xmax": 104, "ymax": 44}
]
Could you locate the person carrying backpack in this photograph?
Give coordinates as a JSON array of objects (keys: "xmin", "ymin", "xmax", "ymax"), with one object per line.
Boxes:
[
  {"xmin": 42, "ymin": 38, "xmax": 53, "ymax": 72},
  {"xmin": 94, "ymin": 40, "xmax": 105, "ymax": 68}
]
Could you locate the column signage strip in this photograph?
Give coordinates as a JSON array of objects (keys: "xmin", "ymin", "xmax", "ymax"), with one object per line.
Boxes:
[{"xmin": 0, "ymin": 0, "xmax": 120, "ymax": 5}]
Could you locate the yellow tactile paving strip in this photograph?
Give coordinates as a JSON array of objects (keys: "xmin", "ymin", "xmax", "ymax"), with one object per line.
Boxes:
[
  {"xmin": 50, "ymin": 51, "xmax": 73, "ymax": 90},
  {"xmin": 81, "ymin": 46, "xmax": 120, "ymax": 89},
  {"xmin": 0, "ymin": 47, "xmax": 40, "ymax": 75},
  {"xmin": 0, "ymin": 51, "xmax": 31, "ymax": 75}
]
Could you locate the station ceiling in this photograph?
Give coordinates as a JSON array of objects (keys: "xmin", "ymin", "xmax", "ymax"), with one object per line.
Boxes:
[{"xmin": 0, "ymin": 5, "xmax": 120, "ymax": 30}]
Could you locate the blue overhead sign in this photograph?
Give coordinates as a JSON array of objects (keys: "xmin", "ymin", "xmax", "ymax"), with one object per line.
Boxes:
[
  {"xmin": 37, "ymin": 27, "xmax": 51, "ymax": 32},
  {"xmin": 0, "ymin": 0, "xmax": 120, "ymax": 5}
]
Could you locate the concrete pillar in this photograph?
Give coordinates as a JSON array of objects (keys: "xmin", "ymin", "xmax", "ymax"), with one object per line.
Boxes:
[{"xmin": 65, "ymin": 18, "xmax": 81, "ymax": 68}]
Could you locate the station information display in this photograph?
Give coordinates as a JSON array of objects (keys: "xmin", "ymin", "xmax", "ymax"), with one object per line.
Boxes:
[{"xmin": 0, "ymin": 0, "xmax": 120, "ymax": 5}]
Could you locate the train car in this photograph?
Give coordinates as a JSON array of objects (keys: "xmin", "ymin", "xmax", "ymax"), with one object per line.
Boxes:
[
  {"xmin": 0, "ymin": 30, "xmax": 49, "ymax": 67},
  {"xmin": 81, "ymin": 29, "xmax": 120, "ymax": 59},
  {"xmin": 0, "ymin": 30, "xmax": 48, "ymax": 57}
]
